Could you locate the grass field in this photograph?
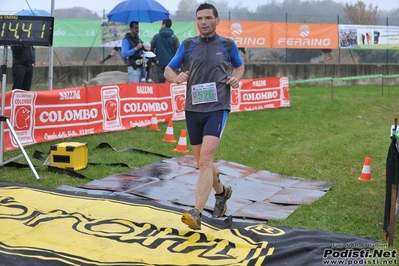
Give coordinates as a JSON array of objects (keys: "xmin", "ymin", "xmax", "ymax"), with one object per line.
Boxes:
[{"xmin": 2, "ymin": 84, "xmax": 399, "ymax": 254}]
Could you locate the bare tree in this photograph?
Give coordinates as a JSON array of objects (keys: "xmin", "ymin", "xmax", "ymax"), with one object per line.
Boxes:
[
  {"xmin": 343, "ymin": 0, "xmax": 381, "ymax": 24},
  {"xmin": 343, "ymin": 1, "xmax": 385, "ymax": 63}
]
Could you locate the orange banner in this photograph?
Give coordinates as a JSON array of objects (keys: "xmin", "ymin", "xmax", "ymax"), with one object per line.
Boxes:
[
  {"xmin": 0, "ymin": 78, "xmax": 289, "ymax": 151},
  {"xmin": 197, "ymin": 21, "xmax": 272, "ymax": 48},
  {"xmin": 271, "ymin": 22, "xmax": 338, "ymax": 49},
  {"xmin": 195, "ymin": 21, "xmax": 338, "ymax": 49}
]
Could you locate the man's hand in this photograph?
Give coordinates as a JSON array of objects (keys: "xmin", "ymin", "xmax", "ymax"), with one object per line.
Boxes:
[
  {"xmin": 175, "ymin": 71, "xmax": 189, "ymax": 84},
  {"xmin": 227, "ymin": 76, "xmax": 239, "ymax": 89}
]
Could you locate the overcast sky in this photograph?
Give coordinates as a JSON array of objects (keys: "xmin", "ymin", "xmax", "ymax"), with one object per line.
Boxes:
[{"xmin": 2, "ymin": 0, "xmax": 398, "ymax": 15}]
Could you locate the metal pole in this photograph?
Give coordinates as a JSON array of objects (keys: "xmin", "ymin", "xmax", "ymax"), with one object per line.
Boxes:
[
  {"xmin": 386, "ymin": 17, "xmax": 389, "ymax": 64},
  {"xmin": 337, "ymin": 15, "xmax": 340, "ymax": 64},
  {"xmin": 0, "ymin": 46, "xmax": 7, "ymax": 164},
  {"xmin": 2, "ymin": 116, "xmax": 40, "ymax": 180},
  {"xmin": 48, "ymin": 0, "xmax": 55, "ymax": 90},
  {"xmin": 285, "ymin": 13, "xmax": 288, "ymax": 64}
]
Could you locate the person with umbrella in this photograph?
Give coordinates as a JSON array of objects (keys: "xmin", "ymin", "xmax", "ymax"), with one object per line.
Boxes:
[
  {"xmin": 107, "ymin": 0, "xmax": 170, "ymax": 82},
  {"xmin": 164, "ymin": 3, "xmax": 245, "ymax": 230},
  {"xmin": 121, "ymin": 21, "xmax": 143, "ymax": 83}
]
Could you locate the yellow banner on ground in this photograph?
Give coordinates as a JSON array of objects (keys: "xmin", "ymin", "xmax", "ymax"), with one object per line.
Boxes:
[{"xmin": 0, "ymin": 186, "xmax": 276, "ymax": 265}]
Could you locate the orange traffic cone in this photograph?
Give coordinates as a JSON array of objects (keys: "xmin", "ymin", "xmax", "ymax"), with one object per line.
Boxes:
[
  {"xmin": 163, "ymin": 121, "xmax": 177, "ymax": 143},
  {"xmin": 358, "ymin": 157, "xmax": 373, "ymax": 181},
  {"xmin": 173, "ymin": 129, "xmax": 189, "ymax": 153},
  {"xmin": 149, "ymin": 112, "xmax": 160, "ymax": 131}
]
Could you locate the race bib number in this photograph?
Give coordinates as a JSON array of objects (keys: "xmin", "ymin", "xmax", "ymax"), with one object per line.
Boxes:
[{"xmin": 191, "ymin": 82, "xmax": 218, "ymax": 105}]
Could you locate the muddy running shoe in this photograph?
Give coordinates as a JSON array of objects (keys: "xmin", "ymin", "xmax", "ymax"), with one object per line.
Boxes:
[
  {"xmin": 213, "ymin": 185, "xmax": 232, "ymax": 218},
  {"xmin": 181, "ymin": 208, "xmax": 201, "ymax": 230}
]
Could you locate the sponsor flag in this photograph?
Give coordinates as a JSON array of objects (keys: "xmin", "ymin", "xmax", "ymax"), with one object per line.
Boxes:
[
  {"xmin": 207, "ymin": 21, "xmax": 272, "ymax": 48},
  {"xmin": 339, "ymin": 24, "xmax": 399, "ymax": 50},
  {"xmin": 271, "ymin": 22, "xmax": 338, "ymax": 49},
  {"xmin": 53, "ymin": 20, "xmax": 102, "ymax": 47}
]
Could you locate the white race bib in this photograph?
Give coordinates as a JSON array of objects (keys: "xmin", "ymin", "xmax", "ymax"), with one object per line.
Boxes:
[{"xmin": 191, "ymin": 82, "xmax": 218, "ymax": 105}]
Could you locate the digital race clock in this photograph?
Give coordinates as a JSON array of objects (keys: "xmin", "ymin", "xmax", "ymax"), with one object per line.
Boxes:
[{"xmin": 0, "ymin": 15, "xmax": 54, "ymax": 46}]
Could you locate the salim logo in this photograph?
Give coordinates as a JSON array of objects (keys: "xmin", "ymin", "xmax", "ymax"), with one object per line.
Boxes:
[
  {"xmin": 230, "ymin": 22, "xmax": 266, "ymax": 46},
  {"xmin": 277, "ymin": 24, "xmax": 331, "ymax": 47}
]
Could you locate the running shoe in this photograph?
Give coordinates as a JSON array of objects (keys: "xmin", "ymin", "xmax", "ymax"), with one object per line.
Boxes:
[
  {"xmin": 213, "ymin": 185, "xmax": 232, "ymax": 218},
  {"xmin": 181, "ymin": 208, "xmax": 201, "ymax": 230}
]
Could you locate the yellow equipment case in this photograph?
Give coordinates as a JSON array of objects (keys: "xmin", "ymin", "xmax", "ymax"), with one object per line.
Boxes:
[{"xmin": 50, "ymin": 142, "xmax": 88, "ymax": 170}]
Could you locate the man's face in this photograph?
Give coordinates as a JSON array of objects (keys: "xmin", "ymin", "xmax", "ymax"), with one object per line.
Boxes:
[
  {"xmin": 130, "ymin": 23, "xmax": 139, "ymax": 36},
  {"xmin": 196, "ymin": 9, "xmax": 219, "ymax": 37}
]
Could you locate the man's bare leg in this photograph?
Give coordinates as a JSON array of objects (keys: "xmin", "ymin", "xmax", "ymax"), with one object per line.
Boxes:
[
  {"xmin": 181, "ymin": 136, "xmax": 232, "ymax": 229},
  {"xmin": 191, "ymin": 135, "xmax": 220, "ymax": 212}
]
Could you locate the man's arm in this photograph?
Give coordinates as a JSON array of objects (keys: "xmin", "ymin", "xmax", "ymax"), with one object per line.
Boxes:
[
  {"xmin": 121, "ymin": 38, "xmax": 142, "ymax": 58},
  {"xmin": 227, "ymin": 65, "xmax": 245, "ymax": 89},
  {"xmin": 164, "ymin": 66, "xmax": 177, "ymax": 83},
  {"xmin": 233, "ymin": 65, "xmax": 245, "ymax": 81}
]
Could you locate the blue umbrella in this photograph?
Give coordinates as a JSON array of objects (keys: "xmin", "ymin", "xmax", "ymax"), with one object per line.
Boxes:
[
  {"xmin": 15, "ymin": 9, "xmax": 51, "ymax": 16},
  {"xmin": 107, "ymin": 0, "xmax": 169, "ymax": 24}
]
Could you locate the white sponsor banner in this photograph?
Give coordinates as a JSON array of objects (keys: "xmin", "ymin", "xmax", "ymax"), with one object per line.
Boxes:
[{"xmin": 339, "ymin": 24, "xmax": 399, "ymax": 50}]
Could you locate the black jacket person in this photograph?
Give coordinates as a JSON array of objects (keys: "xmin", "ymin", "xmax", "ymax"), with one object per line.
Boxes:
[{"xmin": 11, "ymin": 45, "xmax": 35, "ymax": 91}]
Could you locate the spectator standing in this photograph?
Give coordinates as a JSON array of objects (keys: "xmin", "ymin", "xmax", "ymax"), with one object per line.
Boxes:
[
  {"xmin": 150, "ymin": 19, "xmax": 180, "ymax": 83},
  {"xmin": 164, "ymin": 3, "xmax": 245, "ymax": 230},
  {"xmin": 11, "ymin": 45, "xmax": 35, "ymax": 91},
  {"xmin": 121, "ymin": 21, "xmax": 143, "ymax": 83}
]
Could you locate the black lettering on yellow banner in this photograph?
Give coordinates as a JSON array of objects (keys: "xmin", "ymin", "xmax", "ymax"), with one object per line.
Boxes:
[{"xmin": 0, "ymin": 186, "xmax": 277, "ymax": 265}]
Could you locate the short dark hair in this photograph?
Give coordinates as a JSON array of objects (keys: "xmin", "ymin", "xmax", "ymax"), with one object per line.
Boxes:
[
  {"xmin": 196, "ymin": 3, "xmax": 218, "ymax": 18},
  {"xmin": 163, "ymin": 19, "xmax": 172, "ymax": 28},
  {"xmin": 129, "ymin": 21, "xmax": 139, "ymax": 28}
]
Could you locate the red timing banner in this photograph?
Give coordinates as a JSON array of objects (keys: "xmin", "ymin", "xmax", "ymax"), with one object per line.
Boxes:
[{"xmin": 0, "ymin": 77, "xmax": 289, "ymax": 151}]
